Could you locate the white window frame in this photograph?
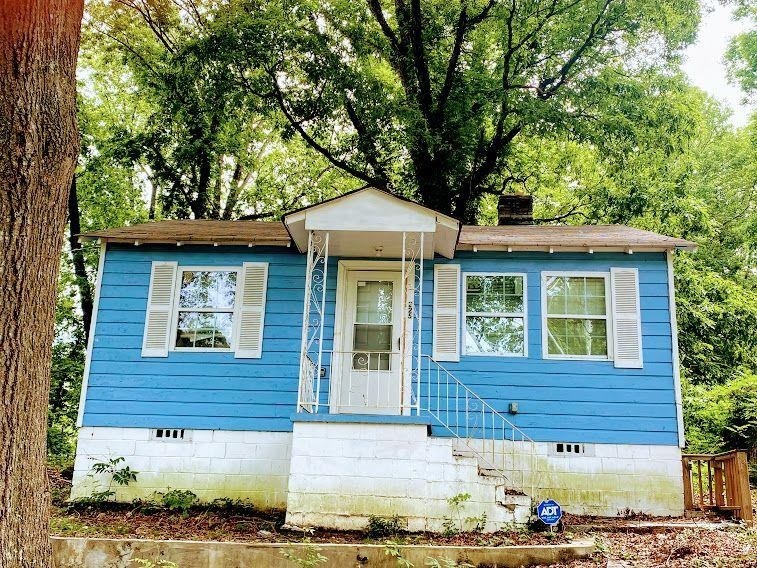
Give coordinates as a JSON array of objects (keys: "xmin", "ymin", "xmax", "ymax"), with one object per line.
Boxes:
[
  {"xmin": 462, "ymin": 272, "xmax": 528, "ymax": 358},
  {"xmin": 171, "ymin": 265, "xmax": 241, "ymax": 353},
  {"xmin": 541, "ymin": 271, "xmax": 614, "ymax": 361}
]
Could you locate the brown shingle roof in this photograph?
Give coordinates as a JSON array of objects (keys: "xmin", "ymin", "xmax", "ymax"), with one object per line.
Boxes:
[
  {"xmin": 458, "ymin": 224, "xmax": 696, "ymax": 251},
  {"xmin": 80, "ymin": 220, "xmax": 291, "ymax": 246},
  {"xmin": 80, "ymin": 220, "xmax": 696, "ymax": 251}
]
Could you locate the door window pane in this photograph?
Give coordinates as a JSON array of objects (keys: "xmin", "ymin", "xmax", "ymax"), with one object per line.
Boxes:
[
  {"xmin": 353, "ymin": 324, "xmax": 392, "ymax": 351},
  {"xmin": 355, "ymin": 281, "xmax": 393, "ymax": 324},
  {"xmin": 352, "ymin": 280, "xmax": 394, "ymax": 371}
]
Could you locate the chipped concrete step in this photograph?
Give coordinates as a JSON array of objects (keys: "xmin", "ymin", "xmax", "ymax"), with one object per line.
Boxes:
[
  {"xmin": 478, "ymin": 466, "xmax": 504, "ymax": 478},
  {"xmin": 451, "ymin": 448, "xmax": 477, "ymax": 458}
]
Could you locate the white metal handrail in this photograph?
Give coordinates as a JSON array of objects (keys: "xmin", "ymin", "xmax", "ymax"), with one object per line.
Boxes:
[{"xmin": 419, "ymin": 355, "xmax": 536, "ymax": 494}]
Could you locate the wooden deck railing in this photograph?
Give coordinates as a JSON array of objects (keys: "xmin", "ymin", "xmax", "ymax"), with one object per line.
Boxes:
[{"xmin": 682, "ymin": 450, "xmax": 753, "ymax": 521}]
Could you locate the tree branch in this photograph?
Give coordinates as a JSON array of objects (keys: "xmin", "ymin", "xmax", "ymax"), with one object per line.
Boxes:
[
  {"xmin": 367, "ymin": 0, "xmax": 400, "ymax": 52},
  {"xmin": 435, "ymin": 6, "xmax": 467, "ymax": 118},
  {"xmin": 537, "ymin": 0, "xmax": 614, "ymax": 99},
  {"xmin": 344, "ymin": 97, "xmax": 389, "ymax": 180},
  {"xmin": 409, "ymin": 0, "xmax": 433, "ymax": 120},
  {"xmin": 534, "ymin": 202, "xmax": 589, "ymax": 223},
  {"xmin": 267, "ymin": 69, "xmax": 388, "ymax": 187}
]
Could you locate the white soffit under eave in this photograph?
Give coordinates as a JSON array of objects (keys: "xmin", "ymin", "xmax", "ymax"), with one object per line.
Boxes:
[{"xmin": 284, "ymin": 188, "xmax": 460, "ymax": 259}]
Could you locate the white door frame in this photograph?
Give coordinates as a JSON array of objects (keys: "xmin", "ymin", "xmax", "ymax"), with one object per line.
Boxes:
[{"xmin": 330, "ymin": 260, "xmax": 414, "ymax": 414}]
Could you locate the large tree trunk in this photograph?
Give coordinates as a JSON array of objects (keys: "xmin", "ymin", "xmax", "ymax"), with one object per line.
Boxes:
[{"xmin": 0, "ymin": 1, "xmax": 84, "ymax": 567}]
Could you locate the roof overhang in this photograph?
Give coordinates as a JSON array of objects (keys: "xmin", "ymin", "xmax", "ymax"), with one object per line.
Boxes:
[{"xmin": 283, "ymin": 187, "xmax": 460, "ymax": 259}]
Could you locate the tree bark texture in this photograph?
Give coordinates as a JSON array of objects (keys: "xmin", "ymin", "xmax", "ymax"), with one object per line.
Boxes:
[{"xmin": 0, "ymin": 1, "xmax": 84, "ymax": 566}]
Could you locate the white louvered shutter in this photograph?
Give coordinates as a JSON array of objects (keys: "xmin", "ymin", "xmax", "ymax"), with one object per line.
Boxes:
[
  {"xmin": 611, "ymin": 267, "xmax": 643, "ymax": 368},
  {"xmin": 142, "ymin": 261, "xmax": 178, "ymax": 357},
  {"xmin": 433, "ymin": 264, "xmax": 461, "ymax": 362},
  {"xmin": 234, "ymin": 262, "xmax": 268, "ymax": 358}
]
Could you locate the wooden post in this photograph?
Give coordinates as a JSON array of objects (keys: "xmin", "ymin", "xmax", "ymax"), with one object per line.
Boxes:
[
  {"xmin": 707, "ymin": 460, "xmax": 714, "ymax": 507},
  {"xmin": 735, "ymin": 452, "xmax": 753, "ymax": 522},
  {"xmin": 682, "ymin": 457, "xmax": 694, "ymax": 511},
  {"xmin": 714, "ymin": 461, "xmax": 725, "ymax": 507},
  {"xmin": 697, "ymin": 460, "xmax": 705, "ymax": 509}
]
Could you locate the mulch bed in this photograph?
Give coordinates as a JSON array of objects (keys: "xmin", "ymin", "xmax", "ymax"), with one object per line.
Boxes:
[{"xmin": 48, "ymin": 467, "xmax": 757, "ymax": 565}]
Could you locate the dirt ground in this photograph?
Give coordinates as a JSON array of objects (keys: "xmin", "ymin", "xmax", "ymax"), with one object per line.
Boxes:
[{"xmin": 50, "ymin": 468, "xmax": 757, "ymax": 566}]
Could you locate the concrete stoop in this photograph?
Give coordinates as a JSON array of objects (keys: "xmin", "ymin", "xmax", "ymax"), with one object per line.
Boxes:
[
  {"xmin": 284, "ymin": 421, "xmax": 532, "ymax": 532},
  {"xmin": 52, "ymin": 537, "xmax": 596, "ymax": 568}
]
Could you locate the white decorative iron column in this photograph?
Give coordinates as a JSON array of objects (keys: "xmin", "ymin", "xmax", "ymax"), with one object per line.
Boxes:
[
  {"xmin": 400, "ymin": 232, "xmax": 424, "ymax": 415},
  {"xmin": 297, "ymin": 230, "xmax": 329, "ymax": 413}
]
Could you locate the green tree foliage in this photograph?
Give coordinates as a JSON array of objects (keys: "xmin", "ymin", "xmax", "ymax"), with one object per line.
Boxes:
[
  {"xmin": 725, "ymin": 2, "xmax": 756, "ymax": 101},
  {"xmin": 215, "ymin": 0, "xmax": 699, "ymax": 221},
  {"xmin": 83, "ymin": 0, "xmax": 353, "ymax": 220},
  {"xmin": 683, "ymin": 371, "xmax": 757, "ymax": 455}
]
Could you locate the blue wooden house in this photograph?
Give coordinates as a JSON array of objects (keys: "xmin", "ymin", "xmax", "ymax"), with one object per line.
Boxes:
[{"xmin": 71, "ymin": 188, "xmax": 696, "ymax": 531}]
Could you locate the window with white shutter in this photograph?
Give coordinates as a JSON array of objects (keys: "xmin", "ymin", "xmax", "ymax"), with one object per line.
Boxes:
[
  {"xmin": 433, "ymin": 264, "xmax": 460, "ymax": 361},
  {"xmin": 610, "ymin": 267, "xmax": 643, "ymax": 368},
  {"xmin": 543, "ymin": 273, "xmax": 611, "ymax": 360},
  {"xmin": 174, "ymin": 269, "xmax": 238, "ymax": 351},
  {"xmin": 234, "ymin": 262, "xmax": 268, "ymax": 358},
  {"xmin": 142, "ymin": 261, "xmax": 179, "ymax": 357}
]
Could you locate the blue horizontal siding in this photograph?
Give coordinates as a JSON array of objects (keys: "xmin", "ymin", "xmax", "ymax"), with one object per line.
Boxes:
[
  {"xmin": 82, "ymin": 245, "xmax": 679, "ymax": 445},
  {"xmin": 422, "ymin": 251, "xmax": 677, "ymax": 445}
]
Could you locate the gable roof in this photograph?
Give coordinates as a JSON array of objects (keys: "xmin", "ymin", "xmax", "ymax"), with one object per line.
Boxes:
[
  {"xmin": 282, "ymin": 187, "xmax": 461, "ymax": 258},
  {"xmin": 80, "ymin": 220, "xmax": 696, "ymax": 251}
]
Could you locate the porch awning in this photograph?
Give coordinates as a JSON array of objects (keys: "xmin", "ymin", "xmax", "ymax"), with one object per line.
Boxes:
[{"xmin": 283, "ymin": 187, "xmax": 461, "ymax": 259}]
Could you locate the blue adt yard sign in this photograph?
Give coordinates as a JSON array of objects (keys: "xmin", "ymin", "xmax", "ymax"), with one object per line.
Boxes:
[{"xmin": 537, "ymin": 499, "xmax": 562, "ymax": 526}]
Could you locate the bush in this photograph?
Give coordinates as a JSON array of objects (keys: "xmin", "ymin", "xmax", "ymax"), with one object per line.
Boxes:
[
  {"xmin": 683, "ymin": 371, "xmax": 757, "ymax": 455},
  {"xmin": 157, "ymin": 489, "xmax": 198, "ymax": 516},
  {"xmin": 366, "ymin": 515, "xmax": 404, "ymax": 538}
]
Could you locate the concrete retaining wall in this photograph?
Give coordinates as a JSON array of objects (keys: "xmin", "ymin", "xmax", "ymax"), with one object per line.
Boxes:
[{"xmin": 52, "ymin": 537, "xmax": 595, "ymax": 568}]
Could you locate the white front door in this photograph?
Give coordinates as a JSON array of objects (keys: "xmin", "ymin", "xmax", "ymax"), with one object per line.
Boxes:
[{"xmin": 337, "ymin": 270, "xmax": 406, "ymax": 414}]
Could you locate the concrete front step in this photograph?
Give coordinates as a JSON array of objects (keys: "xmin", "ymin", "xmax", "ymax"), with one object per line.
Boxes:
[{"xmin": 286, "ymin": 421, "xmax": 533, "ymax": 532}]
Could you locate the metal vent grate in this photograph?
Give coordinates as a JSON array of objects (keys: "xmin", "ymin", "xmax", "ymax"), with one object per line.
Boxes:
[
  {"xmin": 151, "ymin": 428, "xmax": 190, "ymax": 441},
  {"xmin": 551, "ymin": 442, "xmax": 593, "ymax": 456}
]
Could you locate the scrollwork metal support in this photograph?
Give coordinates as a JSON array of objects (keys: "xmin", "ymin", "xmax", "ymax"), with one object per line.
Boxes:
[{"xmin": 297, "ymin": 230, "xmax": 329, "ymax": 412}]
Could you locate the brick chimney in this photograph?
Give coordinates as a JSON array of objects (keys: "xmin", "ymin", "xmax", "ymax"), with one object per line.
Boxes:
[{"xmin": 497, "ymin": 193, "xmax": 533, "ymax": 225}]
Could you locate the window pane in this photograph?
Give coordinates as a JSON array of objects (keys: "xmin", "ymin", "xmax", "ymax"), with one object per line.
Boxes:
[
  {"xmin": 179, "ymin": 271, "xmax": 237, "ymax": 309},
  {"xmin": 547, "ymin": 318, "xmax": 607, "ymax": 356},
  {"xmin": 353, "ymin": 324, "xmax": 392, "ymax": 351},
  {"xmin": 355, "ymin": 281, "xmax": 393, "ymax": 324},
  {"xmin": 546, "ymin": 276, "xmax": 606, "ymax": 316},
  {"xmin": 466, "ymin": 275, "xmax": 524, "ymax": 313},
  {"xmin": 352, "ymin": 352, "xmax": 390, "ymax": 371},
  {"xmin": 465, "ymin": 316, "xmax": 524, "ymax": 355},
  {"xmin": 176, "ymin": 312, "xmax": 233, "ymax": 349}
]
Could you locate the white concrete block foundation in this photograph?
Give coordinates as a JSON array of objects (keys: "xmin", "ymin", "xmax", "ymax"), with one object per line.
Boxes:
[
  {"xmin": 71, "ymin": 427, "xmax": 291, "ymax": 509},
  {"xmin": 71, "ymin": 424, "xmax": 684, "ymax": 531}
]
